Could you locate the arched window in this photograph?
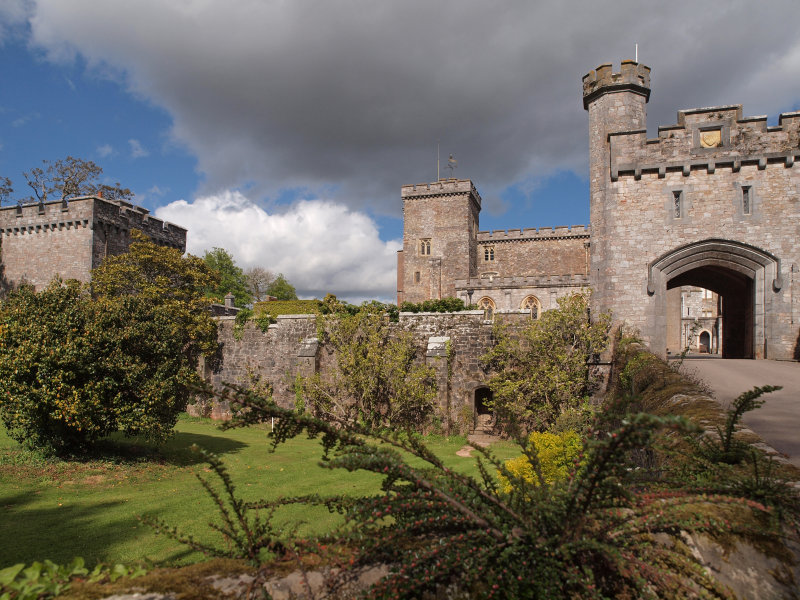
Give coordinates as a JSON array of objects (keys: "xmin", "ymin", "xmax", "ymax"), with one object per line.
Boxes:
[
  {"xmin": 521, "ymin": 295, "xmax": 541, "ymax": 319},
  {"xmin": 483, "ymin": 246, "xmax": 494, "ymax": 261},
  {"xmin": 478, "ymin": 297, "xmax": 495, "ymax": 321},
  {"xmin": 419, "ymin": 239, "xmax": 431, "ymax": 256}
]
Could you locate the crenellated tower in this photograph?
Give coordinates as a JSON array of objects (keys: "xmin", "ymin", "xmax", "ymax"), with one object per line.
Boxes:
[
  {"xmin": 397, "ymin": 179, "xmax": 481, "ymax": 305},
  {"xmin": 582, "ymin": 60, "xmax": 651, "ymax": 312}
]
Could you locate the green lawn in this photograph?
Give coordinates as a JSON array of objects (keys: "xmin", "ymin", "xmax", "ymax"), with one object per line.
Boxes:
[{"xmin": 0, "ymin": 416, "xmax": 519, "ymax": 569}]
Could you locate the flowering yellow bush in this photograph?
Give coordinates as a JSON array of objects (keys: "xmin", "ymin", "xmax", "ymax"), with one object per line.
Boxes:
[{"xmin": 499, "ymin": 430, "xmax": 582, "ymax": 492}]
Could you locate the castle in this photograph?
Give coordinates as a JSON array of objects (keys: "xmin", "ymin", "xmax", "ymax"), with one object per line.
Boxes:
[
  {"xmin": 0, "ymin": 194, "xmax": 187, "ymax": 292},
  {"xmin": 398, "ymin": 60, "xmax": 800, "ymax": 361},
  {"xmin": 1, "ymin": 59, "xmax": 798, "ymax": 421}
]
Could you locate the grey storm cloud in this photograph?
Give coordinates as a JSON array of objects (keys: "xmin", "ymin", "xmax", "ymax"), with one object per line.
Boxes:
[{"xmin": 19, "ymin": 0, "xmax": 800, "ymax": 217}]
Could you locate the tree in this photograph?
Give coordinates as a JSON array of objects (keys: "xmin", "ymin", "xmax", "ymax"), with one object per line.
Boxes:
[
  {"xmin": 0, "ymin": 177, "xmax": 12, "ymax": 206},
  {"xmin": 302, "ymin": 306, "xmax": 437, "ymax": 429},
  {"xmin": 265, "ymin": 273, "xmax": 297, "ymax": 300},
  {"xmin": 245, "ymin": 266, "xmax": 274, "ymax": 302},
  {"xmin": 202, "ymin": 248, "xmax": 252, "ymax": 307},
  {"xmin": 2, "ymin": 156, "xmax": 130, "ymax": 205},
  {"xmin": 0, "ymin": 232, "xmax": 219, "ymax": 455},
  {"xmin": 482, "ymin": 291, "xmax": 611, "ymax": 433}
]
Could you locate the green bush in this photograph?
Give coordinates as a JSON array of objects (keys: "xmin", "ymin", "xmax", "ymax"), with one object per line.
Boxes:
[
  {"xmin": 0, "ymin": 558, "xmax": 145, "ymax": 600},
  {"xmin": 399, "ymin": 297, "xmax": 469, "ymax": 313},
  {"xmin": 498, "ymin": 430, "xmax": 582, "ymax": 492},
  {"xmin": 0, "ymin": 233, "xmax": 218, "ymax": 455}
]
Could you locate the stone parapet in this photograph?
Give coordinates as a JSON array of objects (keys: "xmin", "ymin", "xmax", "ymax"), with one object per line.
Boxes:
[
  {"xmin": 609, "ymin": 106, "xmax": 800, "ymax": 181},
  {"xmin": 401, "ymin": 178, "xmax": 481, "ymax": 207},
  {"xmin": 477, "ymin": 225, "xmax": 589, "ymax": 242},
  {"xmin": 582, "ymin": 60, "xmax": 651, "ymax": 109}
]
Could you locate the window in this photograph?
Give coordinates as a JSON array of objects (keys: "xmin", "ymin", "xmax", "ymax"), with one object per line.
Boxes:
[
  {"xmin": 419, "ymin": 239, "xmax": 431, "ymax": 256},
  {"xmin": 478, "ymin": 297, "xmax": 495, "ymax": 321},
  {"xmin": 484, "ymin": 246, "xmax": 494, "ymax": 262},
  {"xmin": 414, "ymin": 271, "xmax": 421, "ymax": 283},
  {"xmin": 673, "ymin": 190, "xmax": 683, "ymax": 219},
  {"xmin": 742, "ymin": 186, "xmax": 751, "ymax": 215},
  {"xmin": 521, "ymin": 295, "xmax": 541, "ymax": 320}
]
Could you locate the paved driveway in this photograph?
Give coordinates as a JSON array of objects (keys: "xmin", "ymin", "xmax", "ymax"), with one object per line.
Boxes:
[{"xmin": 681, "ymin": 357, "xmax": 800, "ymax": 468}]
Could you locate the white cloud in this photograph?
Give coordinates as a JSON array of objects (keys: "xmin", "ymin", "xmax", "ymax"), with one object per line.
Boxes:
[
  {"xmin": 155, "ymin": 191, "xmax": 401, "ymax": 302},
  {"xmin": 96, "ymin": 143, "xmax": 113, "ymax": 157},
  {"xmin": 128, "ymin": 138, "xmax": 148, "ymax": 158}
]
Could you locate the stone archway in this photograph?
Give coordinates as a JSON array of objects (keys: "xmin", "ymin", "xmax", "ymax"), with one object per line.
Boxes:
[{"xmin": 648, "ymin": 239, "xmax": 782, "ymax": 359}]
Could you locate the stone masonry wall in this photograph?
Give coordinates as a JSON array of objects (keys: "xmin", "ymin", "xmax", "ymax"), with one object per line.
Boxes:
[
  {"xmin": 0, "ymin": 199, "xmax": 94, "ymax": 290},
  {"xmin": 584, "ymin": 61, "xmax": 800, "ymax": 359},
  {"xmin": 476, "ymin": 228, "xmax": 589, "ymax": 279},
  {"xmin": 0, "ymin": 195, "xmax": 187, "ymax": 291},
  {"xmin": 200, "ymin": 311, "xmax": 532, "ymax": 425}
]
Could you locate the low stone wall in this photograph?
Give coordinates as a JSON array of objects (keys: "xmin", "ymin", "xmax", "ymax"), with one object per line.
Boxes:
[{"xmin": 193, "ymin": 310, "xmax": 531, "ymax": 424}]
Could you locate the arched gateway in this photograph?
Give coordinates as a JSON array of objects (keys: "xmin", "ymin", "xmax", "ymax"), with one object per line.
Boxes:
[{"xmin": 647, "ymin": 239, "xmax": 783, "ymax": 359}]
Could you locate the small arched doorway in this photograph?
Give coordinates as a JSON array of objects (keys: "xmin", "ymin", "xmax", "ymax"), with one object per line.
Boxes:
[
  {"xmin": 474, "ymin": 386, "xmax": 493, "ymax": 432},
  {"xmin": 698, "ymin": 330, "xmax": 711, "ymax": 353}
]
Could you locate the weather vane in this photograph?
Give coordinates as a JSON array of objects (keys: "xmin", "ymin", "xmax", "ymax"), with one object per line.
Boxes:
[{"xmin": 447, "ymin": 154, "xmax": 458, "ymax": 177}]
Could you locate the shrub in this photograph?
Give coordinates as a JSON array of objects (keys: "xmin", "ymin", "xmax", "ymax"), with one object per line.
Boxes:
[
  {"xmin": 482, "ymin": 291, "xmax": 611, "ymax": 433},
  {"xmin": 399, "ymin": 297, "xmax": 469, "ymax": 313},
  {"xmin": 0, "ymin": 233, "xmax": 218, "ymax": 455},
  {"xmin": 302, "ymin": 307, "xmax": 437, "ymax": 430},
  {"xmin": 498, "ymin": 430, "xmax": 582, "ymax": 492}
]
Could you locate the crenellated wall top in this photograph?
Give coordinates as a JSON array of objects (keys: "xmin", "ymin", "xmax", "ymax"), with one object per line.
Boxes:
[
  {"xmin": 582, "ymin": 60, "xmax": 651, "ymax": 109},
  {"xmin": 477, "ymin": 225, "xmax": 589, "ymax": 242},
  {"xmin": 609, "ymin": 106, "xmax": 800, "ymax": 180},
  {"xmin": 401, "ymin": 178, "xmax": 482, "ymax": 206}
]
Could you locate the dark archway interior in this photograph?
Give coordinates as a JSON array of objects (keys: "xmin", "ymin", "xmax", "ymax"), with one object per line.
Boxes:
[
  {"xmin": 668, "ymin": 265, "xmax": 754, "ymax": 359},
  {"xmin": 475, "ymin": 387, "xmax": 493, "ymax": 416}
]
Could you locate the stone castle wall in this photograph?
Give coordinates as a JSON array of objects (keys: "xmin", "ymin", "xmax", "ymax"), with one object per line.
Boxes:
[
  {"xmin": 201, "ymin": 311, "xmax": 531, "ymax": 423},
  {"xmin": 0, "ymin": 199, "xmax": 95, "ymax": 289},
  {"xmin": 0, "ymin": 195, "xmax": 186, "ymax": 291},
  {"xmin": 584, "ymin": 61, "xmax": 800, "ymax": 359},
  {"xmin": 476, "ymin": 227, "xmax": 589, "ymax": 278}
]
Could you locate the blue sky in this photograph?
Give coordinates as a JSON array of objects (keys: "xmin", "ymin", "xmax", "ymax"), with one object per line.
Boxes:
[{"xmin": 1, "ymin": 1, "xmax": 799, "ymax": 301}]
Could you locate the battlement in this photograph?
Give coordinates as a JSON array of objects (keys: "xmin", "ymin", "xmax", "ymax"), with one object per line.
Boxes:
[
  {"xmin": 582, "ymin": 60, "xmax": 651, "ymax": 109},
  {"xmin": 401, "ymin": 178, "xmax": 481, "ymax": 206},
  {"xmin": 608, "ymin": 105, "xmax": 800, "ymax": 180},
  {"xmin": 476, "ymin": 225, "xmax": 589, "ymax": 242}
]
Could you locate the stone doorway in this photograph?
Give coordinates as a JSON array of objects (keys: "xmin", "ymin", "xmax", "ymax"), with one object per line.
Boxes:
[
  {"xmin": 649, "ymin": 239, "xmax": 781, "ymax": 359},
  {"xmin": 667, "ymin": 266, "xmax": 754, "ymax": 358},
  {"xmin": 474, "ymin": 386, "xmax": 493, "ymax": 432}
]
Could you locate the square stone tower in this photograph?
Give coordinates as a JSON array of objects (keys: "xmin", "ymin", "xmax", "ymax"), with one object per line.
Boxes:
[{"xmin": 397, "ymin": 179, "xmax": 481, "ymax": 304}]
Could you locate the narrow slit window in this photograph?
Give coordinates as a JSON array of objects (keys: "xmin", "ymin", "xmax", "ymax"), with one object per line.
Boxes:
[
  {"xmin": 414, "ymin": 271, "xmax": 421, "ymax": 283},
  {"xmin": 673, "ymin": 191, "xmax": 683, "ymax": 219},
  {"xmin": 742, "ymin": 186, "xmax": 751, "ymax": 215}
]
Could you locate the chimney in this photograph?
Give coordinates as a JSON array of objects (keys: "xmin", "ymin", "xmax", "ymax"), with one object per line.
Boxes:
[{"xmin": 224, "ymin": 293, "xmax": 235, "ymax": 309}]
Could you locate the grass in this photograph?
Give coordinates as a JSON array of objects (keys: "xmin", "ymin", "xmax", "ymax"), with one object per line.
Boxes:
[{"xmin": 0, "ymin": 415, "xmax": 519, "ymax": 569}]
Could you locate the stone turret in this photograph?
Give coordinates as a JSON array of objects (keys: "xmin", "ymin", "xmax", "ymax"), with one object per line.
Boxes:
[{"xmin": 583, "ymin": 60, "xmax": 651, "ymax": 312}]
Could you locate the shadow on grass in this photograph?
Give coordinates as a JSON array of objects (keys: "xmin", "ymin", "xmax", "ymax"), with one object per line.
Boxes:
[
  {"xmin": 91, "ymin": 431, "xmax": 248, "ymax": 467},
  {"xmin": 0, "ymin": 491, "xmax": 145, "ymax": 568}
]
